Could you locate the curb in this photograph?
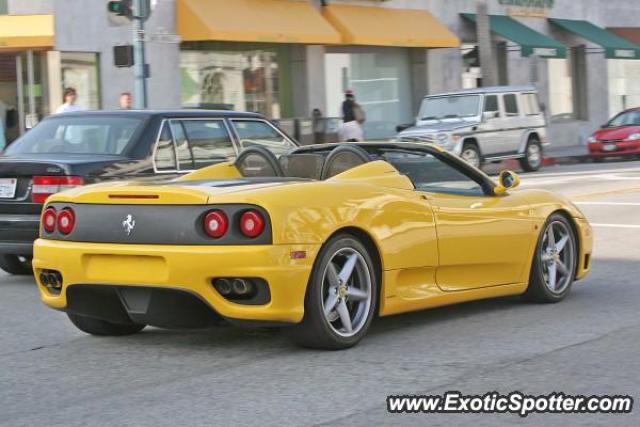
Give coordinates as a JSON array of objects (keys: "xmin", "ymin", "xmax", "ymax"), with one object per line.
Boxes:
[{"xmin": 503, "ymin": 155, "xmax": 588, "ymax": 170}]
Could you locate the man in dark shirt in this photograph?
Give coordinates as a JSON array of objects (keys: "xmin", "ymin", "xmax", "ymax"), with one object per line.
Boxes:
[
  {"xmin": 339, "ymin": 90, "xmax": 364, "ymax": 141},
  {"xmin": 342, "ymin": 90, "xmax": 356, "ymax": 123}
]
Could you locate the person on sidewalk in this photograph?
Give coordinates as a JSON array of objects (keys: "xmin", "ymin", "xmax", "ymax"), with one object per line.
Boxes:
[
  {"xmin": 55, "ymin": 88, "xmax": 85, "ymax": 114},
  {"xmin": 119, "ymin": 92, "xmax": 133, "ymax": 109},
  {"xmin": 339, "ymin": 90, "xmax": 366, "ymax": 142}
]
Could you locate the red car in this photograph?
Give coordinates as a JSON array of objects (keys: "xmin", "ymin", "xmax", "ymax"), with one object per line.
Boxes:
[{"xmin": 588, "ymin": 108, "xmax": 640, "ymax": 161}]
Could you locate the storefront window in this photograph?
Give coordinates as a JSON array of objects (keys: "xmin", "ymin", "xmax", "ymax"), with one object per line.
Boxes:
[
  {"xmin": 180, "ymin": 48, "xmax": 284, "ymax": 119},
  {"xmin": 324, "ymin": 47, "xmax": 412, "ymax": 140},
  {"xmin": 608, "ymin": 59, "xmax": 640, "ymax": 117},
  {"xmin": 61, "ymin": 52, "xmax": 100, "ymax": 110},
  {"xmin": 547, "ymin": 58, "xmax": 574, "ymax": 121}
]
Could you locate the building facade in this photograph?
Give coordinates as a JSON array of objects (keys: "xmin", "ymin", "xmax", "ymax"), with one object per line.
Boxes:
[{"xmin": 1, "ymin": 0, "xmax": 640, "ymax": 150}]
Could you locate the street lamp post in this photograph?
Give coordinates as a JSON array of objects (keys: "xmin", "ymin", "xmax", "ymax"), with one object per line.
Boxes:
[{"xmin": 132, "ymin": 0, "xmax": 148, "ymax": 109}]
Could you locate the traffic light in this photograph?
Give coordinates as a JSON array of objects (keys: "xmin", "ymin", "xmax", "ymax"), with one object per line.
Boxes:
[{"xmin": 107, "ymin": 0, "xmax": 133, "ymax": 20}]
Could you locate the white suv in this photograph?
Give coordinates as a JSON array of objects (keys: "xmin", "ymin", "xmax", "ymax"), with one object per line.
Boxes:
[{"xmin": 397, "ymin": 86, "xmax": 548, "ymax": 171}]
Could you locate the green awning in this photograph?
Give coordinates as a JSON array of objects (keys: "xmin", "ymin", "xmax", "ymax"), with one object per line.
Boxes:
[
  {"xmin": 462, "ymin": 14, "xmax": 567, "ymax": 59},
  {"xmin": 549, "ymin": 19, "xmax": 640, "ymax": 59}
]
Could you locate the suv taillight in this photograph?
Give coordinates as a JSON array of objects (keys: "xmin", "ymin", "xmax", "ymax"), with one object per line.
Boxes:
[{"xmin": 32, "ymin": 176, "xmax": 84, "ymax": 203}]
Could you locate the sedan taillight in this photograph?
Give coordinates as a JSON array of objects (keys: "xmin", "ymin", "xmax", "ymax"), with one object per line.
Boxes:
[{"xmin": 32, "ymin": 176, "xmax": 84, "ymax": 204}]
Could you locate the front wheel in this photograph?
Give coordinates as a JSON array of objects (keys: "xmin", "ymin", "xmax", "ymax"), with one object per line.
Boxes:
[
  {"xmin": 519, "ymin": 138, "xmax": 543, "ymax": 172},
  {"xmin": 524, "ymin": 214, "xmax": 577, "ymax": 303},
  {"xmin": 289, "ymin": 234, "xmax": 378, "ymax": 350},
  {"xmin": 67, "ymin": 313, "xmax": 146, "ymax": 336},
  {"xmin": 0, "ymin": 255, "xmax": 33, "ymax": 276}
]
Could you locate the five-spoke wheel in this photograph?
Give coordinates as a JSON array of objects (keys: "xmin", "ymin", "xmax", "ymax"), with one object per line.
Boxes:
[
  {"xmin": 290, "ymin": 234, "xmax": 378, "ymax": 349},
  {"xmin": 321, "ymin": 248, "xmax": 373, "ymax": 337},
  {"xmin": 525, "ymin": 214, "xmax": 577, "ymax": 303}
]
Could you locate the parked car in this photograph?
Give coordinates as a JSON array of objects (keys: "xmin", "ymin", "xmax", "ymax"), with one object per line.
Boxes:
[
  {"xmin": 0, "ymin": 110, "xmax": 298, "ymax": 275},
  {"xmin": 588, "ymin": 108, "xmax": 640, "ymax": 161},
  {"xmin": 33, "ymin": 142, "xmax": 592, "ymax": 349},
  {"xmin": 397, "ymin": 86, "xmax": 548, "ymax": 171}
]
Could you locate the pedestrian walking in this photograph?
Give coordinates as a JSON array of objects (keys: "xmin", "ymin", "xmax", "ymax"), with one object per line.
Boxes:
[
  {"xmin": 312, "ymin": 108, "xmax": 325, "ymax": 144},
  {"xmin": 338, "ymin": 89, "xmax": 365, "ymax": 142},
  {"xmin": 55, "ymin": 88, "xmax": 84, "ymax": 114},
  {"xmin": 119, "ymin": 92, "xmax": 133, "ymax": 109}
]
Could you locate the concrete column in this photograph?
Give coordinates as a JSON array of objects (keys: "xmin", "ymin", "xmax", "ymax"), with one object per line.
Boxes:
[
  {"xmin": 290, "ymin": 45, "xmax": 327, "ymax": 118},
  {"xmin": 409, "ymin": 48, "xmax": 428, "ymax": 115},
  {"xmin": 46, "ymin": 51, "xmax": 62, "ymax": 114},
  {"xmin": 426, "ymin": 48, "xmax": 464, "ymax": 94}
]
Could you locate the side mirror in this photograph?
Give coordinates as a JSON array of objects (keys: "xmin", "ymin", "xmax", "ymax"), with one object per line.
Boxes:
[
  {"xmin": 494, "ymin": 170, "xmax": 520, "ymax": 195},
  {"xmin": 482, "ymin": 111, "xmax": 498, "ymax": 121}
]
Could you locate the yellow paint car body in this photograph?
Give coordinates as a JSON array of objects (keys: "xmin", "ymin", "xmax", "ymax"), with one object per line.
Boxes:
[{"xmin": 33, "ymin": 147, "xmax": 593, "ymax": 326}]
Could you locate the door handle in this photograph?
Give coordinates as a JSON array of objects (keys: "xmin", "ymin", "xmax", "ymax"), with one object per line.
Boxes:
[{"xmin": 470, "ymin": 202, "xmax": 483, "ymax": 209}]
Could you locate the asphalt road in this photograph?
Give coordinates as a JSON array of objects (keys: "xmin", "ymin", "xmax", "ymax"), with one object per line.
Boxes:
[{"xmin": 2, "ymin": 160, "xmax": 640, "ymax": 427}]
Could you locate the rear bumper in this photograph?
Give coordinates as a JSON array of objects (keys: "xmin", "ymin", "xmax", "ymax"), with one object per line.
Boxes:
[
  {"xmin": 0, "ymin": 214, "xmax": 40, "ymax": 255},
  {"xmin": 588, "ymin": 141, "xmax": 640, "ymax": 157},
  {"xmin": 33, "ymin": 239, "xmax": 319, "ymax": 325}
]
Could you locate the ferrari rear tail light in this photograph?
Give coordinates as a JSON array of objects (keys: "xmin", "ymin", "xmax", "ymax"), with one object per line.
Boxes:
[
  {"xmin": 57, "ymin": 208, "xmax": 76, "ymax": 235},
  {"xmin": 239, "ymin": 210, "xmax": 265, "ymax": 238},
  {"xmin": 203, "ymin": 210, "xmax": 229, "ymax": 238},
  {"xmin": 42, "ymin": 207, "xmax": 57, "ymax": 234},
  {"xmin": 32, "ymin": 176, "xmax": 84, "ymax": 204}
]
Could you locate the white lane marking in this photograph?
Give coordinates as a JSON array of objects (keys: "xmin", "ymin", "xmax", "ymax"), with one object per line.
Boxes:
[
  {"xmin": 591, "ymin": 223, "xmax": 640, "ymax": 229},
  {"xmin": 575, "ymin": 202, "xmax": 640, "ymax": 206}
]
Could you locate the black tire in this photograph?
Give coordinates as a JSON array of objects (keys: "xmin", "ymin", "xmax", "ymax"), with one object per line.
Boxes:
[
  {"xmin": 524, "ymin": 214, "xmax": 577, "ymax": 303},
  {"xmin": 0, "ymin": 255, "xmax": 33, "ymax": 275},
  {"xmin": 460, "ymin": 142, "xmax": 482, "ymax": 169},
  {"xmin": 288, "ymin": 234, "xmax": 378, "ymax": 350},
  {"xmin": 67, "ymin": 312, "xmax": 145, "ymax": 336},
  {"xmin": 519, "ymin": 138, "xmax": 543, "ymax": 172}
]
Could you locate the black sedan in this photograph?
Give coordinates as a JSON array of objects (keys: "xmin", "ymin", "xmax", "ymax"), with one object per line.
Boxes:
[{"xmin": 0, "ymin": 110, "xmax": 298, "ymax": 275}]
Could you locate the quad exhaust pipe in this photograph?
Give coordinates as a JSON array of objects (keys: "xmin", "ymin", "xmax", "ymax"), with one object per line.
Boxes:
[
  {"xmin": 39, "ymin": 270, "xmax": 63, "ymax": 294},
  {"xmin": 212, "ymin": 277, "xmax": 256, "ymax": 299}
]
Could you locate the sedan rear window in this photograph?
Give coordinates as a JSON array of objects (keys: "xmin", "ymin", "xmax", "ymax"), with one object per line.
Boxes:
[{"xmin": 4, "ymin": 116, "xmax": 145, "ymax": 156}]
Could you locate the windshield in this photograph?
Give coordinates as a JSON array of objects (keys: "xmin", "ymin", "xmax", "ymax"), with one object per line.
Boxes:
[
  {"xmin": 419, "ymin": 95, "xmax": 481, "ymax": 121},
  {"xmin": 606, "ymin": 110, "xmax": 640, "ymax": 127},
  {"xmin": 4, "ymin": 115, "xmax": 146, "ymax": 156}
]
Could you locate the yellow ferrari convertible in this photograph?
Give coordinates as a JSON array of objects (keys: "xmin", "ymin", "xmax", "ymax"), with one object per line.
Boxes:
[{"xmin": 33, "ymin": 142, "xmax": 592, "ymax": 349}]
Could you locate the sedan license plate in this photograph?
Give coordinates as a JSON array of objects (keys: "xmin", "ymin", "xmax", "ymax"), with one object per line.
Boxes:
[
  {"xmin": 602, "ymin": 144, "xmax": 617, "ymax": 152},
  {"xmin": 0, "ymin": 178, "xmax": 17, "ymax": 199}
]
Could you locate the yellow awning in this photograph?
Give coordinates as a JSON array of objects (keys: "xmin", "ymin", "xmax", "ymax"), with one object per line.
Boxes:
[
  {"xmin": 0, "ymin": 15, "xmax": 54, "ymax": 49},
  {"xmin": 177, "ymin": 0, "xmax": 341, "ymax": 44},
  {"xmin": 322, "ymin": 4, "xmax": 460, "ymax": 48}
]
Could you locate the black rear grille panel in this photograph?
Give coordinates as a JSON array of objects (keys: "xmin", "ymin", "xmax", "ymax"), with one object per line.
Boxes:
[{"xmin": 43, "ymin": 202, "xmax": 272, "ymax": 245}]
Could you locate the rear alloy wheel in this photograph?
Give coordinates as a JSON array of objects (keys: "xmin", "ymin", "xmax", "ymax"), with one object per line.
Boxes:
[
  {"xmin": 460, "ymin": 143, "xmax": 482, "ymax": 169},
  {"xmin": 524, "ymin": 214, "xmax": 577, "ymax": 303},
  {"xmin": 0, "ymin": 255, "xmax": 33, "ymax": 276},
  {"xmin": 289, "ymin": 234, "xmax": 378, "ymax": 350},
  {"xmin": 67, "ymin": 313, "xmax": 146, "ymax": 336},
  {"xmin": 519, "ymin": 138, "xmax": 543, "ymax": 172}
]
